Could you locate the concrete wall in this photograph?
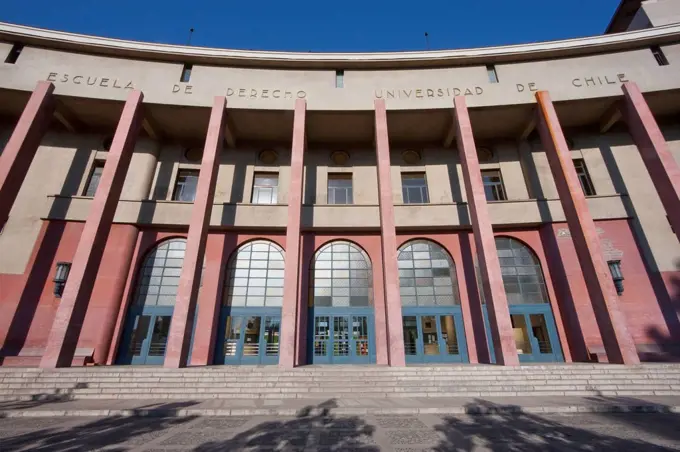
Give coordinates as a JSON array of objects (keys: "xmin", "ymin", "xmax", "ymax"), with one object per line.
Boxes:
[{"xmin": 1, "ymin": 41, "xmax": 679, "ymax": 111}]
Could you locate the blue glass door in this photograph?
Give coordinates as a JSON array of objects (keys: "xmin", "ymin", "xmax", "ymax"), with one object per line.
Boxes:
[
  {"xmin": 309, "ymin": 308, "xmax": 375, "ymax": 364},
  {"xmin": 402, "ymin": 308, "xmax": 468, "ymax": 363},
  {"xmin": 215, "ymin": 308, "xmax": 281, "ymax": 365},
  {"xmin": 117, "ymin": 306, "xmax": 173, "ymax": 365},
  {"xmin": 483, "ymin": 305, "xmax": 563, "ymax": 363}
]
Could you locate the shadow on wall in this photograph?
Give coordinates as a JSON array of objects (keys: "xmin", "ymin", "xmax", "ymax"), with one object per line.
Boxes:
[
  {"xmin": 599, "ymin": 135, "xmax": 680, "ymax": 356},
  {"xmin": 645, "ymin": 260, "xmax": 680, "ymax": 361}
]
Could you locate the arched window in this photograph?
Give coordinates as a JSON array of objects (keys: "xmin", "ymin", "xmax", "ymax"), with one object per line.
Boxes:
[
  {"xmin": 398, "ymin": 240, "xmax": 460, "ymax": 306},
  {"xmin": 495, "ymin": 237, "xmax": 548, "ymax": 304},
  {"xmin": 134, "ymin": 238, "xmax": 186, "ymax": 308},
  {"xmin": 311, "ymin": 241, "xmax": 372, "ymax": 307},
  {"xmin": 224, "ymin": 240, "xmax": 285, "ymax": 307}
]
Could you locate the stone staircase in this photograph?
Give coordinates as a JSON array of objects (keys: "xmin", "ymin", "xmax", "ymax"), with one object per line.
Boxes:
[{"xmin": 0, "ymin": 363, "xmax": 679, "ymax": 402}]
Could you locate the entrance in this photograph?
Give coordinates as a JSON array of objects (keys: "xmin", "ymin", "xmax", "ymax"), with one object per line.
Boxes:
[
  {"xmin": 402, "ymin": 308, "xmax": 467, "ymax": 363},
  {"xmin": 215, "ymin": 309, "xmax": 281, "ymax": 365},
  {"xmin": 483, "ymin": 305, "xmax": 563, "ymax": 363},
  {"xmin": 309, "ymin": 308, "xmax": 375, "ymax": 364},
  {"xmin": 214, "ymin": 240, "xmax": 286, "ymax": 365},
  {"xmin": 308, "ymin": 241, "xmax": 376, "ymax": 364},
  {"xmin": 117, "ymin": 238, "xmax": 187, "ymax": 365},
  {"xmin": 482, "ymin": 237, "xmax": 565, "ymax": 363},
  {"xmin": 397, "ymin": 240, "xmax": 469, "ymax": 364},
  {"xmin": 118, "ymin": 308, "xmax": 172, "ymax": 365}
]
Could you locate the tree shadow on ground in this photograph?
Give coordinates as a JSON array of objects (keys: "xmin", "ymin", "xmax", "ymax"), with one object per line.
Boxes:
[
  {"xmin": 0, "ymin": 399, "xmax": 377, "ymax": 451},
  {"xmin": 0, "ymin": 402, "xmax": 198, "ymax": 451},
  {"xmin": 433, "ymin": 399, "xmax": 680, "ymax": 451},
  {"xmin": 195, "ymin": 399, "xmax": 377, "ymax": 451}
]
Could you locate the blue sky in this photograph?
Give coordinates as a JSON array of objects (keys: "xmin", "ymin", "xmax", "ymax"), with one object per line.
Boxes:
[{"xmin": 1, "ymin": 0, "xmax": 622, "ymax": 52}]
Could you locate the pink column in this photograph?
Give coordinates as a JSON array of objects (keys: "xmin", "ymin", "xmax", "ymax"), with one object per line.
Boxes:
[
  {"xmin": 164, "ymin": 97, "xmax": 226, "ymax": 368},
  {"xmin": 87, "ymin": 224, "xmax": 139, "ymax": 364},
  {"xmin": 40, "ymin": 91, "xmax": 144, "ymax": 368},
  {"xmin": 622, "ymin": 82, "xmax": 680, "ymax": 242},
  {"xmin": 279, "ymin": 99, "xmax": 306, "ymax": 369},
  {"xmin": 536, "ymin": 90, "xmax": 639, "ymax": 365},
  {"xmin": 374, "ymin": 99, "xmax": 406, "ymax": 366},
  {"xmin": 0, "ymin": 81, "xmax": 55, "ymax": 230},
  {"xmin": 454, "ymin": 96, "xmax": 519, "ymax": 366},
  {"xmin": 190, "ymin": 233, "xmax": 227, "ymax": 366}
]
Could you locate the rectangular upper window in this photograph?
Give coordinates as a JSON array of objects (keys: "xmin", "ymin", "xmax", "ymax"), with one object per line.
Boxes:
[
  {"xmin": 83, "ymin": 160, "xmax": 105, "ymax": 197},
  {"xmin": 327, "ymin": 173, "xmax": 353, "ymax": 205},
  {"xmin": 172, "ymin": 169, "xmax": 200, "ymax": 202},
  {"xmin": 573, "ymin": 158, "xmax": 596, "ymax": 196},
  {"xmin": 5, "ymin": 43, "xmax": 24, "ymax": 64},
  {"xmin": 180, "ymin": 63, "xmax": 193, "ymax": 82},
  {"xmin": 486, "ymin": 64, "xmax": 499, "ymax": 83},
  {"xmin": 251, "ymin": 173, "xmax": 279, "ymax": 204},
  {"xmin": 401, "ymin": 173, "xmax": 430, "ymax": 204},
  {"xmin": 481, "ymin": 169, "xmax": 507, "ymax": 201},
  {"xmin": 651, "ymin": 45, "xmax": 669, "ymax": 66},
  {"xmin": 335, "ymin": 70, "xmax": 344, "ymax": 88}
]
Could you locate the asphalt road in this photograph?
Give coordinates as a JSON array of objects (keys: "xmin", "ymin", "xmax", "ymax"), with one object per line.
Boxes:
[{"xmin": 0, "ymin": 411, "xmax": 679, "ymax": 451}]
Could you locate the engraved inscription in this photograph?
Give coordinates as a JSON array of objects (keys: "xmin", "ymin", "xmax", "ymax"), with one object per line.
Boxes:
[{"xmin": 47, "ymin": 73, "xmax": 134, "ymax": 89}]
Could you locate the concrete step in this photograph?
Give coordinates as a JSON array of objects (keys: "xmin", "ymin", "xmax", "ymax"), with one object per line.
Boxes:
[{"xmin": 3, "ymin": 379, "xmax": 679, "ymax": 389}]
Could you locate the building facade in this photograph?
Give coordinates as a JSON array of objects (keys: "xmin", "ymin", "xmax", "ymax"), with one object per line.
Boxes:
[{"xmin": 1, "ymin": 0, "xmax": 680, "ymax": 368}]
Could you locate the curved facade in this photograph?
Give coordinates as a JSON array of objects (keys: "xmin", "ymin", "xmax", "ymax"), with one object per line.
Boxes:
[{"xmin": 1, "ymin": 0, "xmax": 680, "ymax": 367}]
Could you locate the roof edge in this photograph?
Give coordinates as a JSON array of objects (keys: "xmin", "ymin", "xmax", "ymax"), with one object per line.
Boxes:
[{"xmin": 1, "ymin": 21, "xmax": 679, "ymax": 69}]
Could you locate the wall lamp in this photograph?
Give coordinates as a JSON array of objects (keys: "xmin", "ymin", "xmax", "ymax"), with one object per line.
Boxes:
[
  {"xmin": 607, "ymin": 260, "xmax": 624, "ymax": 295},
  {"xmin": 53, "ymin": 262, "xmax": 71, "ymax": 298}
]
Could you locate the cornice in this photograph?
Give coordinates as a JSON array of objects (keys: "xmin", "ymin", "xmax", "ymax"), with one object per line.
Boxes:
[{"xmin": 1, "ymin": 22, "xmax": 680, "ymax": 69}]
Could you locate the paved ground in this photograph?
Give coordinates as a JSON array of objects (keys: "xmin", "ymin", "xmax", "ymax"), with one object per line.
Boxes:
[
  {"xmin": 0, "ymin": 410, "xmax": 678, "ymax": 451},
  {"xmin": 2, "ymin": 395, "xmax": 680, "ymax": 417}
]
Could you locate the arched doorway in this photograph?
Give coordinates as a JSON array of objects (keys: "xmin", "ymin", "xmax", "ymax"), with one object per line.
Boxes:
[
  {"xmin": 214, "ymin": 240, "xmax": 284, "ymax": 365},
  {"xmin": 398, "ymin": 240, "xmax": 468, "ymax": 363},
  {"xmin": 483, "ymin": 237, "xmax": 564, "ymax": 363},
  {"xmin": 117, "ymin": 238, "xmax": 186, "ymax": 365},
  {"xmin": 308, "ymin": 241, "xmax": 376, "ymax": 364}
]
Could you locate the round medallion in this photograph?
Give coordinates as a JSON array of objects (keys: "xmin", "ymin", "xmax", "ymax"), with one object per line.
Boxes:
[
  {"xmin": 184, "ymin": 147, "xmax": 203, "ymax": 162},
  {"xmin": 401, "ymin": 149, "xmax": 421, "ymax": 165},
  {"xmin": 477, "ymin": 147, "xmax": 493, "ymax": 162},
  {"xmin": 258, "ymin": 149, "xmax": 278, "ymax": 165},
  {"xmin": 330, "ymin": 150, "xmax": 350, "ymax": 165}
]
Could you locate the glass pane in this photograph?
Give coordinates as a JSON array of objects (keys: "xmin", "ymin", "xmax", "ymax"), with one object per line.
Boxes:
[
  {"xmin": 84, "ymin": 164, "xmax": 104, "ymax": 197},
  {"xmin": 314, "ymin": 316, "xmax": 329, "ymax": 356},
  {"xmin": 397, "ymin": 240, "xmax": 459, "ymax": 307},
  {"xmin": 530, "ymin": 314, "xmax": 553, "ymax": 354},
  {"xmin": 403, "ymin": 316, "xmax": 418, "ymax": 356},
  {"xmin": 147, "ymin": 316, "xmax": 171, "ymax": 356},
  {"xmin": 353, "ymin": 316, "xmax": 369, "ymax": 357},
  {"xmin": 264, "ymin": 317, "xmax": 280, "ymax": 356},
  {"xmin": 127, "ymin": 315, "xmax": 151, "ymax": 357},
  {"xmin": 243, "ymin": 316, "xmax": 261, "ymax": 356},
  {"xmin": 421, "ymin": 316, "xmax": 439, "ymax": 355},
  {"xmin": 511, "ymin": 314, "xmax": 532, "ymax": 355},
  {"xmin": 440, "ymin": 315, "xmax": 459, "ymax": 355},
  {"xmin": 333, "ymin": 316, "xmax": 350, "ymax": 357},
  {"xmin": 312, "ymin": 241, "xmax": 372, "ymax": 307},
  {"xmin": 224, "ymin": 316, "xmax": 243, "ymax": 356}
]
